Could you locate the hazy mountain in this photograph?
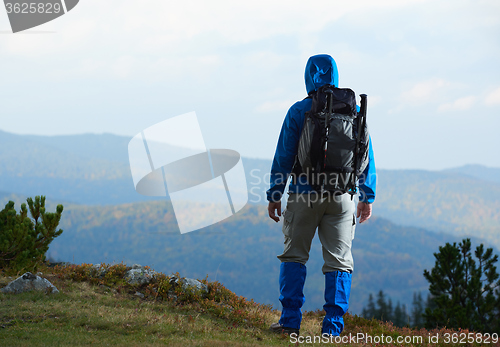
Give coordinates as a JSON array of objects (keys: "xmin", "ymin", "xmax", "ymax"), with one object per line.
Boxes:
[
  {"xmin": 0, "ymin": 130, "xmax": 267, "ymax": 206},
  {"xmin": 1, "ymin": 130, "xmax": 498, "ymax": 249},
  {"xmin": 443, "ymin": 164, "xmax": 500, "ymax": 186},
  {"xmin": 375, "ymin": 169, "xmax": 500, "ymax": 249}
]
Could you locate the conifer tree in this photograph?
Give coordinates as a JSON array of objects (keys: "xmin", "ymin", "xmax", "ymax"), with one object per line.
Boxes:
[
  {"xmin": 423, "ymin": 238, "xmax": 500, "ymax": 333},
  {"xmin": 402, "ymin": 303, "xmax": 410, "ymax": 327},
  {"xmin": 375, "ymin": 290, "xmax": 392, "ymax": 322},
  {"xmin": 393, "ymin": 302, "xmax": 406, "ymax": 327},
  {"xmin": 362, "ymin": 293, "xmax": 377, "ymax": 319},
  {"xmin": 388, "ymin": 298, "xmax": 393, "ymax": 321},
  {"xmin": 0, "ymin": 196, "xmax": 63, "ymax": 272},
  {"xmin": 362, "ymin": 292, "xmax": 409, "ymax": 327},
  {"xmin": 411, "ymin": 292, "xmax": 424, "ymax": 328}
]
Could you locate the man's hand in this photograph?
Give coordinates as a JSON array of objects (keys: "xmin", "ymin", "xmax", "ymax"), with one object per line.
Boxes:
[
  {"xmin": 268, "ymin": 201, "xmax": 282, "ymax": 223},
  {"xmin": 357, "ymin": 202, "xmax": 372, "ymax": 224}
]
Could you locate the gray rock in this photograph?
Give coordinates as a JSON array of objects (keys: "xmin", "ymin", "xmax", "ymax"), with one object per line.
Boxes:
[
  {"xmin": 169, "ymin": 276, "xmax": 208, "ymax": 292},
  {"xmin": 182, "ymin": 278, "xmax": 208, "ymax": 292},
  {"xmin": 0, "ymin": 272, "xmax": 59, "ymax": 294},
  {"xmin": 91, "ymin": 263, "xmax": 108, "ymax": 278},
  {"xmin": 125, "ymin": 265, "xmax": 156, "ymax": 285}
]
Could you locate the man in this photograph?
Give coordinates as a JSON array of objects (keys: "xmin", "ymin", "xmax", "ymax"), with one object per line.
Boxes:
[{"xmin": 266, "ymin": 54, "xmax": 376, "ymax": 336}]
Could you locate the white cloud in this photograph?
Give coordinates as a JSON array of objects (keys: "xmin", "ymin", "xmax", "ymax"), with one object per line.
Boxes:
[
  {"xmin": 0, "ymin": 0, "xmax": 452, "ymax": 88},
  {"xmin": 367, "ymin": 95, "xmax": 382, "ymax": 108},
  {"xmin": 401, "ymin": 79, "xmax": 452, "ymax": 104},
  {"xmin": 485, "ymin": 87, "xmax": 500, "ymax": 106},
  {"xmin": 112, "ymin": 56, "xmax": 136, "ymax": 79},
  {"xmin": 438, "ymin": 96, "xmax": 477, "ymax": 112},
  {"xmin": 0, "ymin": 0, "xmax": 434, "ymax": 57},
  {"xmin": 256, "ymin": 100, "xmax": 294, "ymax": 113}
]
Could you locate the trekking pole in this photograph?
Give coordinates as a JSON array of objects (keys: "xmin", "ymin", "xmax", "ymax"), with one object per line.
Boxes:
[
  {"xmin": 322, "ymin": 88, "xmax": 334, "ymax": 191},
  {"xmin": 352, "ymin": 94, "xmax": 367, "ymax": 199}
]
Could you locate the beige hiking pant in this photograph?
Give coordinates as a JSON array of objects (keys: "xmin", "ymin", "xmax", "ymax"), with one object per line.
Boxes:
[{"xmin": 278, "ymin": 192, "xmax": 356, "ymax": 273}]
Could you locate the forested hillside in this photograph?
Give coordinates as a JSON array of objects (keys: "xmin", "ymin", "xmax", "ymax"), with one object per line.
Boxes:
[
  {"xmin": 375, "ymin": 169, "xmax": 500, "ymax": 248},
  {"xmin": 1, "ymin": 130, "xmax": 498, "ymax": 249}
]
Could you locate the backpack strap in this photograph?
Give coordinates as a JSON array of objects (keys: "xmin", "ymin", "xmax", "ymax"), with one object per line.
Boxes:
[
  {"xmin": 291, "ymin": 94, "xmax": 313, "ymax": 185},
  {"xmin": 350, "ymin": 94, "xmax": 368, "ymax": 196}
]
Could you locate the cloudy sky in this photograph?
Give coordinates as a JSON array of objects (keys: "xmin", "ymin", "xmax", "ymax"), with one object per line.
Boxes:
[{"xmin": 1, "ymin": 0, "xmax": 499, "ymax": 170}]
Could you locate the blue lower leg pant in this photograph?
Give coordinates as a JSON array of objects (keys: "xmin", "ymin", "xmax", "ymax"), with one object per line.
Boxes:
[
  {"xmin": 322, "ymin": 271, "xmax": 351, "ymax": 336},
  {"xmin": 278, "ymin": 262, "xmax": 306, "ymax": 330}
]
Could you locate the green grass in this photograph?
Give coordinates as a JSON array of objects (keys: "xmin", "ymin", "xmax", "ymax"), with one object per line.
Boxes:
[{"xmin": 1, "ymin": 264, "xmax": 498, "ymax": 346}]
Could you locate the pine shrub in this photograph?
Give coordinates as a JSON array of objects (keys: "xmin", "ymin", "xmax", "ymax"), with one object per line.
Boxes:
[{"xmin": 0, "ymin": 196, "xmax": 63, "ymax": 273}]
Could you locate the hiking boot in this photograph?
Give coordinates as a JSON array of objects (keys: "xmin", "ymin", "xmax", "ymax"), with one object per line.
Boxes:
[{"xmin": 269, "ymin": 322, "xmax": 300, "ymax": 335}]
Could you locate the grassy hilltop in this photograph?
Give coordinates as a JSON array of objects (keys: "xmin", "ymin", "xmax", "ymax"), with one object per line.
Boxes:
[{"xmin": 1, "ymin": 263, "xmax": 498, "ymax": 347}]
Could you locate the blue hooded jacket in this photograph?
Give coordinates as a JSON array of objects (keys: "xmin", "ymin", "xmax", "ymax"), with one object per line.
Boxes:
[{"xmin": 266, "ymin": 54, "xmax": 377, "ymax": 203}]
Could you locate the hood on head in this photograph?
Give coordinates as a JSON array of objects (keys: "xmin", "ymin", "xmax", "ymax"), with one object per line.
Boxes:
[{"xmin": 304, "ymin": 54, "xmax": 339, "ymax": 94}]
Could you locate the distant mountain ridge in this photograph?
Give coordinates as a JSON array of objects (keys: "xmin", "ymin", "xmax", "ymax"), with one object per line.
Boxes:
[
  {"xmin": 1, "ymin": 129, "xmax": 498, "ymax": 249},
  {"xmin": 443, "ymin": 164, "xmax": 500, "ymax": 185}
]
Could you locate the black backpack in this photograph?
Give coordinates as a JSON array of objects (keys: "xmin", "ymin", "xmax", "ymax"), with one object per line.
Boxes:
[{"xmin": 292, "ymin": 84, "xmax": 369, "ymax": 196}]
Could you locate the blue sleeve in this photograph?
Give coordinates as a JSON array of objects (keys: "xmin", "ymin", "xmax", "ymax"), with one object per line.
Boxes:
[
  {"xmin": 266, "ymin": 106, "xmax": 302, "ymax": 202},
  {"xmin": 358, "ymin": 136, "xmax": 376, "ymax": 203}
]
